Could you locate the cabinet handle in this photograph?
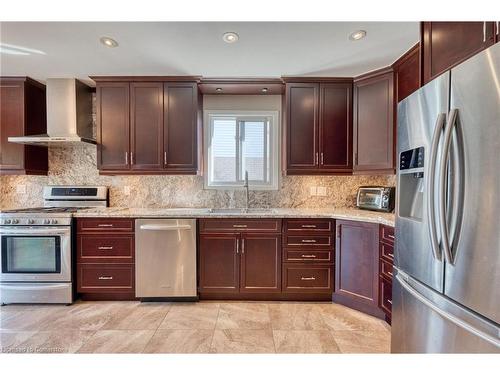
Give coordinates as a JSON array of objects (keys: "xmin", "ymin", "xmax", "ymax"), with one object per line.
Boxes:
[
  {"xmin": 233, "ymin": 224, "xmax": 248, "ymax": 228},
  {"xmin": 241, "ymin": 238, "xmax": 245, "ymax": 254},
  {"xmin": 301, "ymin": 224, "xmax": 317, "ymax": 228},
  {"xmin": 388, "ymin": 271, "xmax": 393, "ymax": 276},
  {"xmin": 125, "ymin": 152, "xmax": 128, "ymax": 165},
  {"xmin": 98, "ymin": 276, "xmax": 113, "ymax": 280},
  {"xmin": 130, "ymin": 152, "xmax": 134, "ymax": 165},
  {"xmin": 301, "ymin": 239, "xmax": 317, "ymax": 243},
  {"xmin": 355, "ymin": 152, "xmax": 358, "ymax": 165},
  {"xmin": 98, "ymin": 246, "xmax": 113, "ymax": 250},
  {"xmin": 236, "ymin": 240, "xmax": 239, "ymax": 254},
  {"xmin": 97, "ymin": 224, "xmax": 113, "ymax": 227},
  {"xmin": 164, "ymin": 152, "xmax": 167, "ymax": 165},
  {"xmin": 301, "ymin": 254, "xmax": 317, "ymax": 258},
  {"xmin": 301, "ymin": 277, "xmax": 316, "ymax": 281},
  {"xmin": 483, "ymin": 22, "xmax": 487, "ymax": 42},
  {"xmin": 315, "ymin": 152, "xmax": 319, "ymax": 166},
  {"xmin": 320, "ymin": 152, "xmax": 324, "ymax": 165},
  {"xmin": 388, "ymin": 234, "xmax": 395, "ymax": 239},
  {"xmin": 388, "ymin": 299, "xmax": 392, "ymax": 304}
]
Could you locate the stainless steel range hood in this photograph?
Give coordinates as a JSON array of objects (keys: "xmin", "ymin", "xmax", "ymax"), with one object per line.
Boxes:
[{"xmin": 8, "ymin": 78, "xmax": 95, "ymax": 146}]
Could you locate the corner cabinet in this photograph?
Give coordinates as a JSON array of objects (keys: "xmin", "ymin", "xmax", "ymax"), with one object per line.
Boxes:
[
  {"xmin": 0, "ymin": 77, "xmax": 48, "ymax": 175},
  {"xmin": 94, "ymin": 77, "xmax": 201, "ymax": 175},
  {"xmin": 353, "ymin": 69, "xmax": 395, "ymax": 174},
  {"xmin": 421, "ymin": 22, "xmax": 497, "ymax": 85},
  {"xmin": 393, "ymin": 43, "xmax": 421, "ymax": 102},
  {"xmin": 284, "ymin": 79, "xmax": 352, "ymax": 175}
]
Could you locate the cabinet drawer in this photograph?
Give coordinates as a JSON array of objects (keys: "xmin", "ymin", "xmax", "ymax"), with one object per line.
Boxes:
[
  {"xmin": 77, "ymin": 218, "xmax": 135, "ymax": 232},
  {"xmin": 283, "ymin": 234, "xmax": 333, "ymax": 247},
  {"xmin": 284, "ymin": 249, "xmax": 333, "ymax": 263},
  {"xmin": 380, "ymin": 258, "xmax": 394, "ymax": 280},
  {"xmin": 282, "ymin": 264, "xmax": 333, "ymax": 292},
  {"xmin": 380, "ymin": 241, "xmax": 394, "ymax": 263},
  {"xmin": 379, "ymin": 276, "xmax": 392, "ymax": 315},
  {"xmin": 77, "ymin": 264, "xmax": 134, "ymax": 292},
  {"xmin": 283, "ymin": 219, "xmax": 333, "ymax": 233},
  {"xmin": 77, "ymin": 234, "xmax": 134, "ymax": 263},
  {"xmin": 199, "ymin": 219, "xmax": 281, "ymax": 233},
  {"xmin": 380, "ymin": 225, "xmax": 395, "ymax": 244}
]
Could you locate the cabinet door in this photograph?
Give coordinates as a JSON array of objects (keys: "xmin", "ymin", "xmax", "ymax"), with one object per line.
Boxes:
[
  {"xmin": 422, "ymin": 22, "xmax": 496, "ymax": 84},
  {"xmin": 393, "ymin": 43, "xmax": 420, "ymax": 102},
  {"xmin": 97, "ymin": 82, "xmax": 130, "ymax": 171},
  {"xmin": 199, "ymin": 234, "xmax": 240, "ymax": 293},
  {"xmin": 0, "ymin": 81, "xmax": 25, "ymax": 171},
  {"xmin": 130, "ymin": 82, "xmax": 163, "ymax": 170},
  {"xmin": 163, "ymin": 82, "xmax": 198, "ymax": 172},
  {"xmin": 334, "ymin": 220, "xmax": 382, "ymax": 317},
  {"xmin": 319, "ymin": 83, "xmax": 352, "ymax": 172},
  {"xmin": 353, "ymin": 71, "xmax": 395, "ymax": 174},
  {"xmin": 240, "ymin": 233, "xmax": 281, "ymax": 293},
  {"xmin": 285, "ymin": 83, "xmax": 319, "ymax": 173}
]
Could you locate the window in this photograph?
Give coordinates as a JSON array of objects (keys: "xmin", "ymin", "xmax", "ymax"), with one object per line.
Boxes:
[{"xmin": 204, "ymin": 111, "xmax": 279, "ymax": 190}]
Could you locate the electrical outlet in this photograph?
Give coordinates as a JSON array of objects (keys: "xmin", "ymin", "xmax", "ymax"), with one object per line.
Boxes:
[
  {"xmin": 317, "ymin": 186, "xmax": 327, "ymax": 196},
  {"xmin": 16, "ymin": 185, "xmax": 26, "ymax": 194},
  {"xmin": 123, "ymin": 186, "xmax": 131, "ymax": 196},
  {"xmin": 309, "ymin": 186, "xmax": 317, "ymax": 196}
]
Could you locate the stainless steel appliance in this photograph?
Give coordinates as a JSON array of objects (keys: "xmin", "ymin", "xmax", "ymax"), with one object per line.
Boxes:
[
  {"xmin": 0, "ymin": 186, "xmax": 107, "ymax": 304},
  {"xmin": 393, "ymin": 43, "xmax": 500, "ymax": 353},
  {"xmin": 135, "ymin": 219, "xmax": 197, "ymax": 300},
  {"xmin": 356, "ymin": 186, "xmax": 395, "ymax": 212}
]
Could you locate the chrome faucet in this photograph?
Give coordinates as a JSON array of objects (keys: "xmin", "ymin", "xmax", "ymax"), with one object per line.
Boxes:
[{"xmin": 243, "ymin": 170, "xmax": 249, "ymax": 212}]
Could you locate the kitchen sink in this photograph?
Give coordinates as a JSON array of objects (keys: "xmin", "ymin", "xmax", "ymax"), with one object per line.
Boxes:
[{"xmin": 209, "ymin": 208, "xmax": 277, "ymax": 214}]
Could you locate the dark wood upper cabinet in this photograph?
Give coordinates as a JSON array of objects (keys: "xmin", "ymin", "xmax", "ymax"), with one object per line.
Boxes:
[
  {"xmin": 164, "ymin": 82, "xmax": 199, "ymax": 172},
  {"xmin": 97, "ymin": 82, "xmax": 130, "ymax": 171},
  {"xmin": 240, "ymin": 233, "xmax": 281, "ymax": 293},
  {"xmin": 0, "ymin": 77, "xmax": 48, "ymax": 175},
  {"xmin": 333, "ymin": 220, "xmax": 383, "ymax": 318},
  {"xmin": 393, "ymin": 43, "xmax": 421, "ymax": 102},
  {"xmin": 421, "ymin": 22, "xmax": 496, "ymax": 84},
  {"xmin": 319, "ymin": 83, "xmax": 352, "ymax": 172},
  {"xmin": 198, "ymin": 234, "xmax": 240, "ymax": 293},
  {"xmin": 284, "ymin": 79, "xmax": 353, "ymax": 175},
  {"xmin": 353, "ymin": 69, "xmax": 395, "ymax": 174},
  {"xmin": 130, "ymin": 82, "xmax": 163, "ymax": 170},
  {"xmin": 285, "ymin": 82, "xmax": 319, "ymax": 171},
  {"xmin": 94, "ymin": 77, "xmax": 201, "ymax": 175}
]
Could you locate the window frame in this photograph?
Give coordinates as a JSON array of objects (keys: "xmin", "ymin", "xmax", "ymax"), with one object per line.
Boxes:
[{"xmin": 203, "ymin": 110, "xmax": 280, "ymax": 190}]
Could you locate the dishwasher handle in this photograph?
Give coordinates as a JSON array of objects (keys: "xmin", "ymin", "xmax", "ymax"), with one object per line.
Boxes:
[{"xmin": 139, "ymin": 224, "xmax": 192, "ymax": 231}]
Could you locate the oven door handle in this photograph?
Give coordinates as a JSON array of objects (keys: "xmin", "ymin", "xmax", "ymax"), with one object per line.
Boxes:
[
  {"xmin": 0, "ymin": 228, "xmax": 70, "ymax": 236},
  {"xmin": 0, "ymin": 283, "xmax": 69, "ymax": 291}
]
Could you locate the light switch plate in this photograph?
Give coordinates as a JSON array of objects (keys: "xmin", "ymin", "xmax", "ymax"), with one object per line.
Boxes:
[
  {"xmin": 309, "ymin": 186, "xmax": 317, "ymax": 196},
  {"xmin": 317, "ymin": 186, "xmax": 327, "ymax": 196}
]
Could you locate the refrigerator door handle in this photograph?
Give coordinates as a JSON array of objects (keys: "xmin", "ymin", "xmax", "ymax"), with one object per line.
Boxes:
[
  {"xmin": 427, "ymin": 113, "xmax": 447, "ymax": 261},
  {"xmin": 396, "ymin": 272, "xmax": 500, "ymax": 348},
  {"xmin": 439, "ymin": 109, "xmax": 459, "ymax": 264}
]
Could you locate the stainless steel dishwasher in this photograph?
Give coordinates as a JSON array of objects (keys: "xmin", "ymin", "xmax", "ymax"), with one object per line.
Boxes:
[{"xmin": 135, "ymin": 219, "xmax": 197, "ymax": 300}]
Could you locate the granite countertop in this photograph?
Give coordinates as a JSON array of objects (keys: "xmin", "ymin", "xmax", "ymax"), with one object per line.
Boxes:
[{"xmin": 72, "ymin": 207, "xmax": 395, "ymax": 227}]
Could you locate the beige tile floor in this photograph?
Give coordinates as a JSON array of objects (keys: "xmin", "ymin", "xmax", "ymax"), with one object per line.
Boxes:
[{"xmin": 0, "ymin": 301, "xmax": 390, "ymax": 354}]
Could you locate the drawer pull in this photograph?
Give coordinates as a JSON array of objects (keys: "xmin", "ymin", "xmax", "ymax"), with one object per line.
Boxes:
[
  {"xmin": 301, "ymin": 277, "xmax": 316, "ymax": 281},
  {"xmin": 232, "ymin": 224, "xmax": 248, "ymax": 228},
  {"xmin": 387, "ymin": 234, "xmax": 395, "ymax": 239},
  {"xmin": 97, "ymin": 224, "xmax": 114, "ymax": 227},
  {"xmin": 301, "ymin": 239, "xmax": 317, "ymax": 243},
  {"xmin": 387, "ymin": 271, "xmax": 393, "ymax": 276},
  {"xmin": 301, "ymin": 254, "xmax": 317, "ymax": 258},
  {"xmin": 98, "ymin": 246, "xmax": 113, "ymax": 250},
  {"xmin": 98, "ymin": 276, "xmax": 113, "ymax": 280},
  {"xmin": 301, "ymin": 225, "xmax": 317, "ymax": 228},
  {"xmin": 387, "ymin": 299, "xmax": 392, "ymax": 304}
]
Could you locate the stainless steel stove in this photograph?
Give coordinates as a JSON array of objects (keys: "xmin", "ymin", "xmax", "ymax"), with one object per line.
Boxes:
[{"xmin": 0, "ymin": 186, "xmax": 108, "ymax": 305}]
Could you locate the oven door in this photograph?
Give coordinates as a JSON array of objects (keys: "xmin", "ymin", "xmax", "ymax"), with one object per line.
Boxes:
[{"xmin": 0, "ymin": 226, "xmax": 71, "ymax": 282}]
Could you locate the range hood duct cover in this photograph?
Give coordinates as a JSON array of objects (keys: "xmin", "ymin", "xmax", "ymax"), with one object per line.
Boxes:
[{"xmin": 8, "ymin": 78, "xmax": 95, "ymax": 146}]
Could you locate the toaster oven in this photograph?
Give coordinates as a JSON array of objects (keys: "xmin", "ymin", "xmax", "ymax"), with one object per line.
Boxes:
[{"xmin": 356, "ymin": 186, "xmax": 395, "ymax": 212}]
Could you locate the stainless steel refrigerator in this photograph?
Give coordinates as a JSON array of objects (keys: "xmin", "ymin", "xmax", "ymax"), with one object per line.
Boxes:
[{"xmin": 392, "ymin": 43, "xmax": 500, "ymax": 353}]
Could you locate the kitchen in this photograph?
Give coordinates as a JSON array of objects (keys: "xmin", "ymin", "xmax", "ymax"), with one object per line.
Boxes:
[{"xmin": 0, "ymin": 2, "xmax": 499, "ymax": 371}]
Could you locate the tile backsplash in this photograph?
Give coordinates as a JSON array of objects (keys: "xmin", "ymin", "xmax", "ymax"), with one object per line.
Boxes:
[{"xmin": 0, "ymin": 143, "xmax": 395, "ymax": 210}]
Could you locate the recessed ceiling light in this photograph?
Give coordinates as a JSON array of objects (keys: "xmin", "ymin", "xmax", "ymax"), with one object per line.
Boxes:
[
  {"xmin": 215, "ymin": 87, "xmax": 223, "ymax": 93},
  {"xmin": 222, "ymin": 32, "xmax": 239, "ymax": 44},
  {"xmin": 0, "ymin": 43, "xmax": 46, "ymax": 55},
  {"xmin": 349, "ymin": 30, "xmax": 367, "ymax": 41},
  {"xmin": 100, "ymin": 37, "xmax": 119, "ymax": 48},
  {"xmin": 261, "ymin": 88, "xmax": 269, "ymax": 93}
]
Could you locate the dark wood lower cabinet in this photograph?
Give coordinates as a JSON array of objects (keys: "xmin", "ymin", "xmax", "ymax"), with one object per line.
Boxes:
[
  {"xmin": 333, "ymin": 220, "xmax": 384, "ymax": 318},
  {"xmin": 378, "ymin": 224, "xmax": 394, "ymax": 323}
]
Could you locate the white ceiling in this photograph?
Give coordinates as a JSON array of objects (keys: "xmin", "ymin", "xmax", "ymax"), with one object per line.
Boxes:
[{"xmin": 0, "ymin": 22, "xmax": 419, "ymax": 85}]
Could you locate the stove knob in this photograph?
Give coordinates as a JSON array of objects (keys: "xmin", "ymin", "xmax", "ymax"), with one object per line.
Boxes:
[
  {"xmin": 12, "ymin": 219, "xmax": 19, "ymax": 224},
  {"xmin": 44, "ymin": 219, "xmax": 50, "ymax": 224},
  {"xmin": 51, "ymin": 219, "xmax": 58, "ymax": 224},
  {"xmin": 28, "ymin": 219, "xmax": 35, "ymax": 224},
  {"xmin": 4, "ymin": 219, "xmax": 11, "ymax": 224}
]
